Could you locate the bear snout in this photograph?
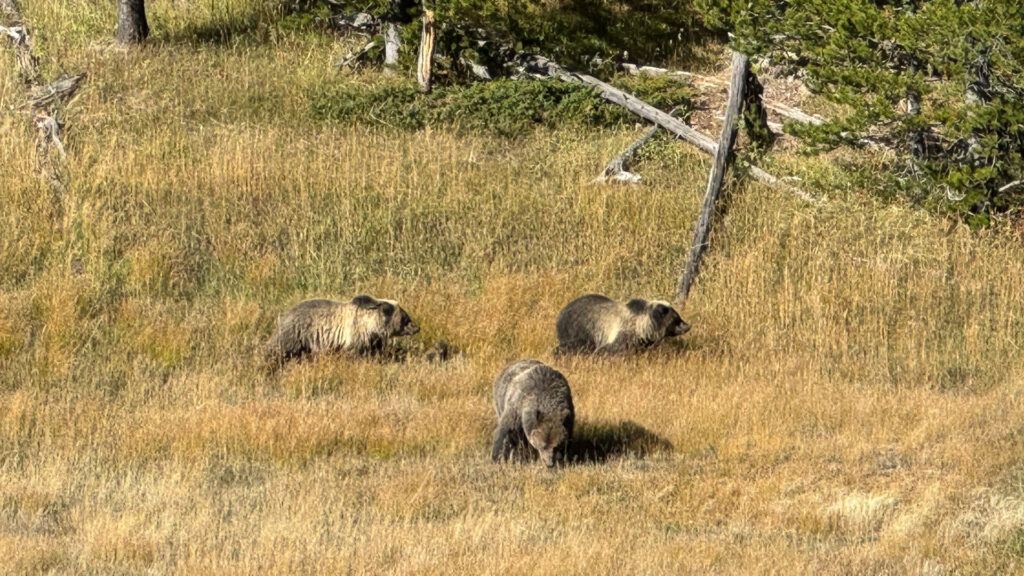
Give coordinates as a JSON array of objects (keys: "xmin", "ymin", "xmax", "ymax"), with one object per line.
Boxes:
[
  {"xmin": 540, "ymin": 448, "xmax": 556, "ymax": 468},
  {"xmin": 403, "ymin": 321, "xmax": 420, "ymax": 336},
  {"xmin": 673, "ymin": 321, "xmax": 691, "ymax": 336}
]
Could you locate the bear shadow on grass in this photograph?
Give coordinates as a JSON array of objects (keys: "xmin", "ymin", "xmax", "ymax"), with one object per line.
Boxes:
[{"xmin": 568, "ymin": 420, "xmax": 673, "ymax": 464}]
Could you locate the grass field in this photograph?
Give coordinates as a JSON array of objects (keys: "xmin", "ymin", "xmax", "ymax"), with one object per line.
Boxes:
[{"xmin": 3, "ymin": 1, "xmax": 1024, "ymax": 573}]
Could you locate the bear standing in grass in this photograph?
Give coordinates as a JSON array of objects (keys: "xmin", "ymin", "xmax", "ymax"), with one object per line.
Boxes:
[
  {"xmin": 265, "ymin": 295, "xmax": 419, "ymax": 364},
  {"xmin": 492, "ymin": 359, "xmax": 575, "ymax": 468},
  {"xmin": 554, "ymin": 293, "xmax": 690, "ymax": 355}
]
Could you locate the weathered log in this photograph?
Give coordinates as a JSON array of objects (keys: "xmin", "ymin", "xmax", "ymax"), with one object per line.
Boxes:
[
  {"xmin": 416, "ymin": 9, "xmax": 435, "ymax": 93},
  {"xmin": 27, "ymin": 73, "xmax": 85, "ymax": 109},
  {"xmin": 115, "ymin": 0, "xmax": 148, "ymax": 45},
  {"xmin": 0, "ymin": 1, "xmax": 40, "ymax": 85},
  {"xmin": 0, "ymin": 0, "xmax": 83, "ymax": 222},
  {"xmin": 384, "ymin": 22, "xmax": 400, "ymax": 66},
  {"xmin": 998, "ymin": 180, "xmax": 1022, "ymax": 195},
  {"xmin": 328, "ymin": 11, "xmax": 379, "ymax": 33},
  {"xmin": 460, "ymin": 57, "xmax": 492, "ymax": 81},
  {"xmin": 595, "ymin": 124, "xmax": 659, "ymax": 184},
  {"xmin": 338, "ymin": 40, "xmax": 376, "ymax": 68},
  {"xmin": 520, "ymin": 54, "xmax": 817, "ymax": 203},
  {"xmin": 595, "ymin": 106, "xmax": 684, "ymax": 184},
  {"xmin": 765, "ymin": 101, "xmax": 824, "ymax": 126},
  {"xmin": 675, "ymin": 52, "xmax": 748, "ymax": 306}
]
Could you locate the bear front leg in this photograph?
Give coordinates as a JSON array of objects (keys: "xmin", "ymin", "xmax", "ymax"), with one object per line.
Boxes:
[
  {"xmin": 595, "ymin": 339, "xmax": 632, "ymax": 355},
  {"xmin": 552, "ymin": 339, "xmax": 596, "ymax": 356},
  {"xmin": 491, "ymin": 413, "xmax": 519, "ymax": 462}
]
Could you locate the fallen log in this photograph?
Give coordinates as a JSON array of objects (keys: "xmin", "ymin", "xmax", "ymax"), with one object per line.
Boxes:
[
  {"xmin": 999, "ymin": 180, "xmax": 1023, "ymax": 194},
  {"xmin": 27, "ymin": 73, "xmax": 85, "ymax": 109},
  {"xmin": 676, "ymin": 51, "xmax": 747, "ymax": 305},
  {"xmin": 595, "ymin": 124, "xmax": 659, "ymax": 184},
  {"xmin": 0, "ymin": 17, "xmax": 39, "ymax": 85},
  {"xmin": 519, "ymin": 54, "xmax": 819, "ymax": 203},
  {"xmin": 338, "ymin": 39, "xmax": 376, "ymax": 68},
  {"xmin": 595, "ymin": 106, "xmax": 684, "ymax": 184},
  {"xmin": 1, "ymin": 0, "xmax": 84, "ymax": 222}
]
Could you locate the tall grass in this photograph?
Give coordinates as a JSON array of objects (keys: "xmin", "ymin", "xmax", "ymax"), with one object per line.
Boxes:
[{"xmin": 2, "ymin": 1, "xmax": 1024, "ymax": 573}]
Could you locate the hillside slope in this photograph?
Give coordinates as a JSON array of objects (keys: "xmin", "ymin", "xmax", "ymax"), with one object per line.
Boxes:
[{"xmin": 2, "ymin": 1, "xmax": 1024, "ymax": 573}]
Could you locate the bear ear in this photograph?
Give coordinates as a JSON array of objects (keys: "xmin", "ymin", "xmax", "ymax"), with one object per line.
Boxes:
[
  {"xmin": 379, "ymin": 301, "xmax": 396, "ymax": 317},
  {"xmin": 625, "ymin": 298, "xmax": 648, "ymax": 314},
  {"xmin": 651, "ymin": 303, "xmax": 670, "ymax": 324},
  {"xmin": 352, "ymin": 295, "xmax": 381, "ymax": 310}
]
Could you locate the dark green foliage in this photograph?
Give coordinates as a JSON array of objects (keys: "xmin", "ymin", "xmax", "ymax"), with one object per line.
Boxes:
[
  {"xmin": 698, "ymin": 0, "xmax": 1024, "ymax": 222},
  {"xmin": 328, "ymin": 0, "xmax": 706, "ymax": 67},
  {"xmin": 310, "ymin": 75, "xmax": 690, "ymax": 138}
]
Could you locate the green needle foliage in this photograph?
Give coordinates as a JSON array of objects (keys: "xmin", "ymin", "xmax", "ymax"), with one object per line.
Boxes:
[{"xmin": 698, "ymin": 0, "xmax": 1024, "ymax": 224}]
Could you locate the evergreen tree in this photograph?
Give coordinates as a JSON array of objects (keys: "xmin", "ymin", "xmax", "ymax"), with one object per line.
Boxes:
[{"xmin": 699, "ymin": 0, "xmax": 1024, "ymax": 223}]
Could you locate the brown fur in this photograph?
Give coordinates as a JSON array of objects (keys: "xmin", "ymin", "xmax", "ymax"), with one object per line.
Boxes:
[
  {"xmin": 491, "ymin": 359, "xmax": 575, "ymax": 468},
  {"xmin": 554, "ymin": 294, "xmax": 690, "ymax": 355},
  {"xmin": 265, "ymin": 295, "xmax": 418, "ymax": 365}
]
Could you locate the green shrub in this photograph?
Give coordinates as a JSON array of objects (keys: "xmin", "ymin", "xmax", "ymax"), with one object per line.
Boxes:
[{"xmin": 310, "ymin": 76, "xmax": 691, "ymax": 137}]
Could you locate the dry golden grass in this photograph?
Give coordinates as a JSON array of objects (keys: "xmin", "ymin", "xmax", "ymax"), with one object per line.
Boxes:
[{"xmin": 2, "ymin": 1, "xmax": 1024, "ymax": 574}]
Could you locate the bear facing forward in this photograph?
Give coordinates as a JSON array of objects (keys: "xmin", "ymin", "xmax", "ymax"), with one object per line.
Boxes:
[{"xmin": 491, "ymin": 359, "xmax": 575, "ymax": 468}]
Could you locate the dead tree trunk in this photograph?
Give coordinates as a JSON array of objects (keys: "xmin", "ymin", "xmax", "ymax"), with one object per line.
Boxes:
[
  {"xmin": 675, "ymin": 51, "xmax": 748, "ymax": 306},
  {"xmin": 416, "ymin": 9, "xmax": 435, "ymax": 93},
  {"xmin": 384, "ymin": 22, "xmax": 401, "ymax": 66},
  {"xmin": 115, "ymin": 0, "xmax": 148, "ymax": 45}
]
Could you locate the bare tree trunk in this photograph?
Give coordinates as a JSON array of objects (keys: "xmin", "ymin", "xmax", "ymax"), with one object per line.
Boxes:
[
  {"xmin": 416, "ymin": 9, "xmax": 435, "ymax": 93},
  {"xmin": 675, "ymin": 51, "xmax": 748, "ymax": 306},
  {"xmin": 384, "ymin": 23, "xmax": 400, "ymax": 66},
  {"xmin": 115, "ymin": 0, "xmax": 148, "ymax": 45}
]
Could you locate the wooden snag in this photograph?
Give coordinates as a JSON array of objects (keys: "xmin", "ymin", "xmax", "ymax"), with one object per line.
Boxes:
[
  {"xmin": 384, "ymin": 22, "xmax": 401, "ymax": 66},
  {"xmin": 416, "ymin": 9, "xmax": 435, "ymax": 93},
  {"xmin": 675, "ymin": 51, "xmax": 748, "ymax": 306},
  {"xmin": 115, "ymin": 0, "xmax": 149, "ymax": 45}
]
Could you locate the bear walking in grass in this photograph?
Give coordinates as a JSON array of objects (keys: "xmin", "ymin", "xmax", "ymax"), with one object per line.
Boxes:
[
  {"xmin": 265, "ymin": 295, "xmax": 419, "ymax": 365},
  {"xmin": 492, "ymin": 359, "xmax": 575, "ymax": 468},
  {"xmin": 554, "ymin": 293, "xmax": 690, "ymax": 355}
]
